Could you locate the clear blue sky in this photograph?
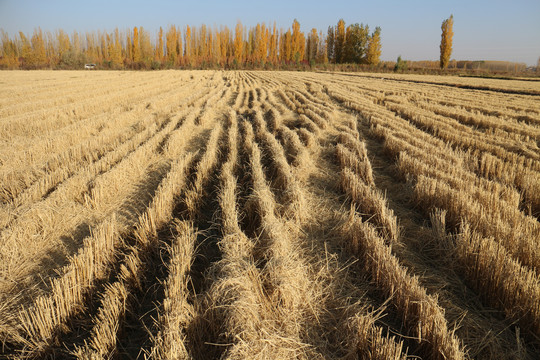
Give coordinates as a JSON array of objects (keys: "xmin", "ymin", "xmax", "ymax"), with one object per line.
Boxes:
[{"xmin": 1, "ymin": 0, "xmax": 539, "ymax": 65}]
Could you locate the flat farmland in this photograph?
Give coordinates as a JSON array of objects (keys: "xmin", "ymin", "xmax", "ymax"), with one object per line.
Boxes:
[{"xmin": 0, "ymin": 70, "xmax": 539, "ymax": 359}]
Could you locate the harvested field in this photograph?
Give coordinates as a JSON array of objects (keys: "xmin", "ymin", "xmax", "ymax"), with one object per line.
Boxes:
[{"xmin": 0, "ymin": 70, "xmax": 539, "ymax": 359}]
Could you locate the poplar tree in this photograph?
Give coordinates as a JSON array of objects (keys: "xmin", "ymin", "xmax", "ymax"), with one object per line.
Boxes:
[
  {"xmin": 327, "ymin": 26, "xmax": 335, "ymax": 63},
  {"xmin": 260, "ymin": 24, "xmax": 269, "ymax": 65},
  {"xmin": 247, "ymin": 29, "xmax": 254, "ymax": 64},
  {"xmin": 86, "ymin": 33, "xmax": 98, "ymax": 62},
  {"xmin": 284, "ymin": 29, "xmax": 292, "ymax": 62},
  {"xmin": 175, "ymin": 28, "xmax": 182, "ymax": 66},
  {"xmin": 72, "ymin": 31, "xmax": 81, "ymax": 55},
  {"xmin": 298, "ymin": 31, "xmax": 306, "ymax": 62},
  {"xmin": 31, "ymin": 28, "xmax": 47, "ymax": 67},
  {"xmin": 166, "ymin": 25, "xmax": 177, "ymax": 64},
  {"xmin": 56, "ymin": 29, "xmax": 70, "ymax": 62},
  {"xmin": 344, "ymin": 23, "xmax": 369, "ymax": 63},
  {"xmin": 269, "ymin": 23, "xmax": 278, "ymax": 65},
  {"xmin": 234, "ymin": 21, "xmax": 243, "ymax": 65},
  {"xmin": 106, "ymin": 33, "xmax": 114, "ymax": 63},
  {"xmin": 112, "ymin": 28, "xmax": 123, "ymax": 66},
  {"xmin": 185, "ymin": 25, "xmax": 192, "ymax": 65},
  {"xmin": 291, "ymin": 19, "xmax": 302, "ymax": 63},
  {"xmin": 155, "ymin": 27, "xmax": 163, "ymax": 61},
  {"xmin": 440, "ymin": 15, "xmax": 454, "ymax": 69},
  {"xmin": 335, "ymin": 19, "xmax": 345, "ymax": 63},
  {"xmin": 254, "ymin": 23, "xmax": 263, "ymax": 64},
  {"xmin": 317, "ymin": 30, "xmax": 328, "ymax": 64},
  {"xmin": 139, "ymin": 27, "xmax": 152, "ymax": 64},
  {"xmin": 126, "ymin": 35, "xmax": 132, "ymax": 63},
  {"xmin": 132, "ymin": 27, "xmax": 140, "ymax": 63},
  {"xmin": 366, "ymin": 27, "xmax": 382, "ymax": 66},
  {"xmin": 45, "ymin": 31, "xmax": 55, "ymax": 64},
  {"xmin": 307, "ymin": 28, "xmax": 319, "ymax": 64},
  {"xmin": 0, "ymin": 30, "xmax": 18, "ymax": 68},
  {"xmin": 278, "ymin": 29, "xmax": 285, "ymax": 63},
  {"xmin": 100, "ymin": 32, "xmax": 108, "ymax": 63},
  {"xmin": 219, "ymin": 27, "xmax": 229, "ymax": 66},
  {"xmin": 199, "ymin": 24, "xmax": 208, "ymax": 62},
  {"xmin": 189, "ymin": 26, "xmax": 197, "ymax": 66},
  {"xmin": 19, "ymin": 31, "xmax": 33, "ymax": 66}
]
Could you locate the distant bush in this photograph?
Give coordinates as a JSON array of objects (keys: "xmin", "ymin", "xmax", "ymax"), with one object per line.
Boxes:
[
  {"xmin": 394, "ymin": 56, "xmax": 407, "ymax": 72},
  {"xmin": 58, "ymin": 50, "xmax": 87, "ymax": 69}
]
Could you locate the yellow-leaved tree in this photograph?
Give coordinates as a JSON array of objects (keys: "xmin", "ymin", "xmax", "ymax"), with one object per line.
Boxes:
[
  {"xmin": 219, "ymin": 27, "xmax": 229, "ymax": 66},
  {"xmin": 132, "ymin": 27, "xmax": 140, "ymax": 63},
  {"xmin": 283, "ymin": 29, "xmax": 292, "ymax": 62},
  {"xmin": 440, "ymin": 15, "xmax": 454, "ymax": 69},
  {"xmin": 31, "ymin": 28, "xmax": 47, "ymax": 68},
  {"xmin": 366, "ymin": 27, "xmax": 382, "ymax": 66},
  {"xmin": 234, "ymin": 21, "xmax": 243, "ymax": 66},
  {"xmin": 111, "ymin": 28, "xmax": 123, "ymax": 67},
  {"xmin": 155, "ymin": 27, "xmax": 163, "ymax": 62},
  {"xmin": 56, "ymin": 29, "xmax": 70, "ymax": 64},
  {"xmin": 269, "ymin": 23, "xmax": 278, "ymax": 65},
  {"xmin": 175, "ymin": 28, "xmax": 182, "ymax": 66},
  {"xmin": 0, "ymin": 30, "xmax": 19, "ymax": 68},
  {"xmin": 291, "ymin": 19, "xmax": 302, "ymax": 63},
  {"xmin": 185, "ymin": 25, "xmax": 192, "ymax": 66},
  {"xmin": 335, "ymin": 19, "xmax": 346, "ymax": 63},
  {"xmin": 165, "ymin": 25, "xmax": 177, "ymax": 65},
  {"xmin": 139, "ymin": 27, "xmax": 153, "ymax": 64}
]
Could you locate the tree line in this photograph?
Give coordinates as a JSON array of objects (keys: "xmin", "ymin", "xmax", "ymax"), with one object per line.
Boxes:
[{"xmin": 0, "ymin": 19, "xmax": 382, "ymax": 70}]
